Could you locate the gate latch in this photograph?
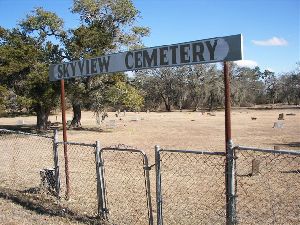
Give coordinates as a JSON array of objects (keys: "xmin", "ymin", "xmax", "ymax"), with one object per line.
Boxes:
[{"xmin": 144, "ymin": 164, "xmax": 155, "ymax": 171}]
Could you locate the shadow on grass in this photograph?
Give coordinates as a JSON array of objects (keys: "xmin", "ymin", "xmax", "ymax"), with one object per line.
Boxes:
[
  {"xmin": 0, "ymin": 187, "xmax": 105, "ymax": 225},
  {"xmin": 70, "ymin": 126, "xmax": 114, "ymax": 133},
  {"xmin": 0, "ymin": 124, "xmax": 115, "ymax": 135},
  {"xmin": 0, "ymin": 112, "xmax": 35, "ymax": 118},
  {"xmin": 0, "ymin": 125, "xmax": 37, "ymax": 133}
]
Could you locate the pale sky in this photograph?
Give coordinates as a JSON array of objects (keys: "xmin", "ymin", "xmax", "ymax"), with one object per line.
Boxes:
[{"xmin": 0, "ymin": 0, "xmax": 299, "ymax": 74}]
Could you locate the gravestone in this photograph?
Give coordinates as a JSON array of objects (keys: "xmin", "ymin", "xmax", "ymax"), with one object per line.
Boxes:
[
  {"xmin": 278, "ymin": 113, "xmax": 284, "ymax": 120},
  {"xmin": 273, "ymin": 121, "xmax": 284, "ymax": 128},
  {"xmin": 131, "ymin": 116, "xmax": 139, "ymax": 121},
  {"xmin": 251, "ymin": 159, "xmax": 260, "ymax": 176},
  {"xmin": 106, "ymin": 120, "xmax": 116, "ymax": 129},
  {"xmin": 66, "ymin": 120, "xmax": 72, "ymax": 127},
  {"xmin": 16, "ymin": 120, "xmax": 25, "ymax": 125}
]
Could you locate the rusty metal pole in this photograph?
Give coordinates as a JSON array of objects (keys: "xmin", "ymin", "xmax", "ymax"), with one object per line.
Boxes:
[
  {"xmin": 60, "ymin": 79, "xmax": 70, "ymax": 199},
  {"xmin": 224, "ymin": 61, "xmax": 236, "ymax": 224},
  {"xmin": 224, "ymin": 62, "xmax": 232, "ymax": 149}
]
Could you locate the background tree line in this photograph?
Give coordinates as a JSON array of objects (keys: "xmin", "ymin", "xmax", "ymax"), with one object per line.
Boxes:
[
  {"xmin": 133, "ymin": 62, "xmax": 300, "ymax": 112},
  {"xmin": 0, "ymin": 0, "xmax": 299, "ymax": 130}
]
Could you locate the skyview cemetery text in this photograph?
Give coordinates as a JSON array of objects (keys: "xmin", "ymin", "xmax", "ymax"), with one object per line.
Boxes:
[{"xmin": 49, "ymin": 34, "xmax": 243, "ymax": 81}]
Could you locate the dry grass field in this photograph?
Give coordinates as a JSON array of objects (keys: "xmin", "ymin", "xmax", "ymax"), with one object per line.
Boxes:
[
  {"xmin": 0, "ymin": 107, "xmax": 299, "ymax": 224},
  {"xmin": 47, "ymin": 108, "xmax": 300, "ymax": 154},
  {"xmin": 2, "ymin": 108, "xmax": 299, "ymax": 153}
]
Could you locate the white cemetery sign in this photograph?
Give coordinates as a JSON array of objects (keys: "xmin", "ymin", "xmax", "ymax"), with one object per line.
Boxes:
[{"xmin": 49, "ymin": 34, "xmax": 243, "ymax": 81}]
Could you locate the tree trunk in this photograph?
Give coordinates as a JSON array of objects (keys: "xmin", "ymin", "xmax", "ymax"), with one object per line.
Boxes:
[
  {"xmin": 179, "ymin": 98, "xmax": 183, "ymax": 111},
  {"xmin": 164, "ymin": 102, "xmax": 171, "ymax": 112},
  {"xmin": 71, "ymin": 102, "xmax": 82, "ymax": 127},
  {"xmin": 35, "ymin": 104, "xmax": 50, "ymax": 130},
  {"xmin": 194, "ymin": 102, "xmax": 199, "ymax": 112},
  {"xmin": 209, "ymin": 93, "xmax": 214, "ymax": 111},
  {"xmin": 161, "ymin": 95, "xmax": 171, "ymax": 112}
]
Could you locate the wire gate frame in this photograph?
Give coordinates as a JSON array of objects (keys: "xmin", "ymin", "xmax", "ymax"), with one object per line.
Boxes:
[
  {"xmin": 155, "ymin": 146, "xmax": 228, "ymax": 225},
  {"xmin": 55, "ymin": 139, "xmax": 101, "ymax": 216},
  {"xmin": 55, "ymin": 139, "xmax": 96, "ymax": 197},
  {"xmin": 99, "ymin": 145, "xmax": 154, "ymax": 225}
]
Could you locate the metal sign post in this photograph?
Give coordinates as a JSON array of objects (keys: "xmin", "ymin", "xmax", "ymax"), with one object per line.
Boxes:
[
  {"xmin": 224, "ymin": 61, "xmax": 231, "ymax": 146},
  {"xmin": 60, "ymin": 79, "xmax": 70, "ymax": 199},
  {"xmin": 224, "ymin": 61, "xmax": 236, "ymax": 224}
]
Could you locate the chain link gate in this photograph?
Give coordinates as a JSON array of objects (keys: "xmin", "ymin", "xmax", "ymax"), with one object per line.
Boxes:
[
  {"xmin": 155, "ymin": 146, "xmax": 227, "ymax": 225},
  {"xmin": 56, "ymin": 140, "xmax": 99, "ymax": 216},
  {"xmin": 234, "ymin": 146, "xmax": 300, "ymax": 224},
  {"xmin": 98, "ymin": 145, "xmax": 153, "ymax": 225}
]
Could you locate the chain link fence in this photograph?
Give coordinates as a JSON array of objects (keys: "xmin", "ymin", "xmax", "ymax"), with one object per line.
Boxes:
[
  {"xmin": 99, "ymin": 145, "xmax": 153, "ymax": 225},
  {"xmin": 57, "ymin": 141, "xmax": 98, "ymax": 216},
  {"xmin": 235, "ymin": 146, "xmax": 300, "ymax": 225},
  {"xmin": 155, "ymin": 147, "xmax": 226, "ymax": 225},
  {"xmin": 1, "ymin": 128, "xmax": 300, "ymax": 224},
  {"xmin": 0, "ymin": 129, "xmax": 53, "ymax": 191}
]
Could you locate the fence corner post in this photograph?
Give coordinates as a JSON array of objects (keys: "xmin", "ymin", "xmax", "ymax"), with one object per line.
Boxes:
[
  {"xmin": 155, "ymin": 145, "xmax": 163, "ymax": 225},
  {"xmin": 53, "ymin": 129, "xmax": 60, "ymax": 198},
  {"xmin": 95, "ymin": 141, "xmax": 107, "ymax": 220},
  {"xmin": 226, "ymin": 140, "xmax": 236, "ymax": 225}
]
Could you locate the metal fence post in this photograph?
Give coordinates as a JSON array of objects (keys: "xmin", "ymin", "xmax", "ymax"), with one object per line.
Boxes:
[
  {"xmin": 53, "ymin": 129, "xmax": 60, "ymax": 197},
  {"xmin": 143, "ymin": 153, "xmax": 154, "ymax": 225},
  {"xmin": 227, "ymin": 140, "xmax": 236, "ymax": 225},
  {"xmin": 95, "ymin": 141, "xmax": 107, "ymax": 219},
  {"xmin": 155, "ymin": 145, "xmax": 163, "ymax": 225}
]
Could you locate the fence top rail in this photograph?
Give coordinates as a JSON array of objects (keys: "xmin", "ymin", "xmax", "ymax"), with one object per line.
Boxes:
[
  {"xmin": 57, "ymin": 141, "xmax": 96, "ymax": 147},
  {"xmin": 159, "ymin": 148, "xmax": 226, "ymax": 156},
  {"xmin": 101, "ymin": 146, "xmax": 147, "ymax": 156},
  {"xmin": 101, "ymin": 145, "xmax": 150, "ymax": 165},
  {"xmin": 0, "ymin": 128, "xmax": 53, "ymax": 139},
  {"xmin": 234, "ymin": 145, "xmax": 300, "ymax": 156}
]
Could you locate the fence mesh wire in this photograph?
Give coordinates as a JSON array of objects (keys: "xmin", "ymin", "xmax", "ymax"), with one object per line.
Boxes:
[
  {"xmin": 101, "ymin": 146, "xmax": 151, "ymax": 225},
  {"xmin": 2, "ymin": 127, "xmax": 300, "ymax": 224},
  {"xmin": 57, "ymin": 142, "xmax": 98, "ymax": 216},
  {"xmin": 158, "ymin": 149, "xmax": 226, "ymax": 225},
  {"xmin": 235, "ymin": 148, "xmax": 300, "ymax": 224},
  {"xmin": 0, "ymin": 129, "xmax": 53, "ymax": 191}
]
